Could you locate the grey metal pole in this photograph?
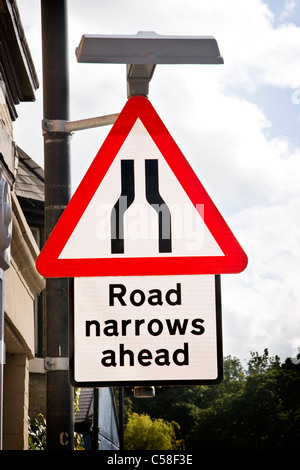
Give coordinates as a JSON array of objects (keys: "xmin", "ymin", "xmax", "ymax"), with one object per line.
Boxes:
[{"xmin": 41, "ymin": 0, "xmax": 74, "ymax": 450}]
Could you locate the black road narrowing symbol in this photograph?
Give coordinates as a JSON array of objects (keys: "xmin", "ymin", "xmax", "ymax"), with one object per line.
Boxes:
[
  {"xmin": 111, "ymin": 159, "xmax": 172, "ymax": 254},
  {"xmin": 111, "ymin": 160, "xmax": 134, "ymax": 254},
  {"xmin": 145, "ymin": 159, "xmax": 172, "ymax": 253}
]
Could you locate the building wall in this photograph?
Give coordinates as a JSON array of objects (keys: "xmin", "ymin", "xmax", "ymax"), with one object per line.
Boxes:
[
  {"xmin": 0, "ymin": 60, "xmax": 44, "ymax": 448},
  {"xmin": 2, "ymin": 193, "xmax": 44, "ymax": 449},
  {"xmin": 0, "ymin": 83, "xmax": 13, "ymax": 137},
  {"xmin": 3, "ymin": 354, "xmax": 29, "ymax": 449},
  {"xmin": 0, "ymin": 0, "xmax": 44, "ymax": 450},
  {"xmin": 98, "ymin": 388, "xmax": 120, "ymax": 450},
  {"xmin": 28, "ymin": 367, "xmax": 46, "ymax": 419},
  {"xmin": 4, "ymin": 255, "xmax": 35, "ymax": 357}
]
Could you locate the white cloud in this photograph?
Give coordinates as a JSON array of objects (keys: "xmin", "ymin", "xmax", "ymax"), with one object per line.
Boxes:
[
  {"xmin": 279, "ymin": 0, "xmax": 297, "ymax": 22},
  {"xmin": 222, "ymin": 196, "xmax": 300, "ymax": 361}
]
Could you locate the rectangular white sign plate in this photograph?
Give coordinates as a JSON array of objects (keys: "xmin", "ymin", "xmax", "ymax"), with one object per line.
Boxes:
[{"xmin": 69, "ymin": 274, "xmax": 222, "ymax": 387}]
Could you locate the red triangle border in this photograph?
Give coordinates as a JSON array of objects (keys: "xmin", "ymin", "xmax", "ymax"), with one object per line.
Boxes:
[{"xmin": 36, "ymin": 96, "xmax": 248, "ymax": 277}]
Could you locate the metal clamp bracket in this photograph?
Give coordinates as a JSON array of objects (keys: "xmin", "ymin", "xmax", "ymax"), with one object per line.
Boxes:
[
  {"xmin": 44, "ymin": 356, "xmax": 69, "ymax": 371},
  {"xmin": 42, "ymin": 119, "xmax": 68, "ymax": 134}
]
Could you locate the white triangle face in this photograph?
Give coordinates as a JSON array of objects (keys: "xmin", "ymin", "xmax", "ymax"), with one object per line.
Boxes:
[{"xmin": 59, "ymin": 119, "xmax": 224, "ymax": 260}]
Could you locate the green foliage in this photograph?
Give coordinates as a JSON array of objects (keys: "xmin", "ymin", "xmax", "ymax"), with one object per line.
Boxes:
[
  {"xmin": 28, "ymin": 349, "xmax": 300, "ymax": 451},
  {"xmin": 28, "ymin": 388, "xmax": 84, "ymax": 450},
  {"xmin": 28, "ymin": 412, "xmax": 85, "ymax": 450},
  {"xmin": 125, "ymin": 349, "xmax": 300, "ymax": 450},
  {"xmin": 74, "ymin": 387, "xmax": 81, "ymax": 414},
  {"xmin": 247, "ymin": 348, "xmax": 281, "ymax": 375},
  {"xmin": 124, "ymin": 412, "xmax": 183, "ymax": 450},
  {"xmin": 28, "ymin": 413, "xmax": 46, "ymax": 450}
]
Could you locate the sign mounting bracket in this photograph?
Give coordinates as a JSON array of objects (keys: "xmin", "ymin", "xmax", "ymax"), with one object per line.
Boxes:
[
  {"xmin": 44, "ymin": 356, "xmax": 69, "ymax": 372},
  {"xmin": 42, "ymin": 113, "xmax": 119, "ymax": 135}
]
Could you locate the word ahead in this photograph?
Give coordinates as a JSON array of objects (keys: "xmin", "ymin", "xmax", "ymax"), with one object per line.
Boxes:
[{"xmin": 70, "ymin": 275, "xmax": 222, "ymax": 387}]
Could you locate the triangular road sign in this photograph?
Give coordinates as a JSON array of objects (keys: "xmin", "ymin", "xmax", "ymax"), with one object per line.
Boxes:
[{"xmin": 36, "ymin": 96, "xmax": 248, "ymax": 277}]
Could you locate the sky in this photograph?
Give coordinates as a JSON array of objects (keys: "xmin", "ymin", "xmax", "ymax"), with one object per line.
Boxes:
[{"xmin": 13, "ymin": 0, "xmax": 300, "ymax": 366}]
